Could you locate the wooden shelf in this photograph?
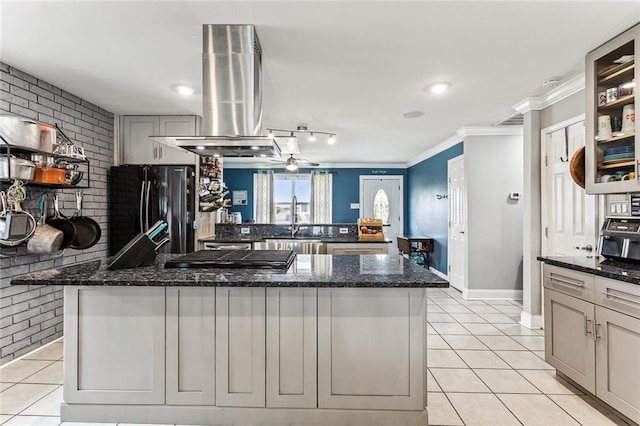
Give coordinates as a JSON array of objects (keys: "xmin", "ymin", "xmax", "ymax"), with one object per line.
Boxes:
[
  {"xmin": 598, "ymin": 94, "xmax": 635, "ymax": 112},
  {"xmin": 598, "ymin": 160, "xmax": 635, "ymax": 170},
  {"xmin": 598, "ymin": 132, "xmax": 636, "ymax": 144},
  {"xmin": 598, "ymin": 61, "xmax": 634, "ymax": 84}
]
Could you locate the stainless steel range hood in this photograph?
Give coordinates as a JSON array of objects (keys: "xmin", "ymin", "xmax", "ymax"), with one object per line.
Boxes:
[{"xmin": 153, "ymin": 25, "xmax": 282, "ymax": 158}]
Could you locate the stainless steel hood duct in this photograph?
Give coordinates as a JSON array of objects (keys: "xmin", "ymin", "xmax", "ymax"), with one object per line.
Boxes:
[{"xmin": 153, "ymin": 24, "xmax": 283, "ymax": 157}]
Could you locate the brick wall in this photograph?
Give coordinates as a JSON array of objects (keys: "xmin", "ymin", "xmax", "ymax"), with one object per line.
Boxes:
[{"xmin": 0, "ymin": 62, "xmax": 114, "ymax": 364}]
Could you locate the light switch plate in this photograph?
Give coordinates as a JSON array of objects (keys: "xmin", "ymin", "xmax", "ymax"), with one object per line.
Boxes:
[
  {"xmin": 240, "ymin": 227, "xmax": 250, "ymax": 234},
  {"xmin": 339, "ymin": 228, "xmax": 349, "ymax": 234}
]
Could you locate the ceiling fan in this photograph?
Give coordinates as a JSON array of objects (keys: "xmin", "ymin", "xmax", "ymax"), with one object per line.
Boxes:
[{"xmin": 270, "ymin": 154, "xmax": 319, "ymax": 171}]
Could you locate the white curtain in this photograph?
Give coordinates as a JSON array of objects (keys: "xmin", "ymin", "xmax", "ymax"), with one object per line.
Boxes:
[
  {"xmin": 311, "ymin": 171, "xmax": 332, "ymax": 224},
  {"xmin": 254, "ymin": 171, "xmax": 274, "ymax": 223}
]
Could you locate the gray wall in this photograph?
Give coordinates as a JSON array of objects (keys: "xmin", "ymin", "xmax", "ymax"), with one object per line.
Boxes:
[
  {"xmin": 465, "ymin": 134, "xmax": 524, "ymax": 293},
  {"xmin": 541, "ymin": 90, "xmax": 585, "ymax": 129},
  {"xmin": 0, "ymin": 63, "xmax": 114, "ymax": 364}
]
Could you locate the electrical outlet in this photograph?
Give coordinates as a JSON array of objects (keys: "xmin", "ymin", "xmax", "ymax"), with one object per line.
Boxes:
[
  {"xmin": 339, "ymin": 228, "xmax": 349, "ymax": 234},
  {"xmin": 240, "ymin": 227, "xmax": 250, "ymax": 234}
]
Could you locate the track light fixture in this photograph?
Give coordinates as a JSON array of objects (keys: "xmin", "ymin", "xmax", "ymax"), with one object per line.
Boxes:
[{"xmin": 266, "ymin": 125, "xmax": 337, "ymax": 144}]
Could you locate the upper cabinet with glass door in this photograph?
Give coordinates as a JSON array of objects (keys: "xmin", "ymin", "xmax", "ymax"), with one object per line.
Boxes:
[{"xmin": 586, "ymin": 24, "xmax": 639, "ymax": 194}]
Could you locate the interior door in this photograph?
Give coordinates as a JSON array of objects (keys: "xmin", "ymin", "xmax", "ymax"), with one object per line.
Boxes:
[
  {"xmin": 544, "ymin": 121, "xmax": 598, "ymax": 256},
  {"xmin": 359, "ymin": 176, "xmax": 403, "ymax": 256},
  {"xmin": 448, "ymin": 155, "xmax": 465, "ymax": 291}
]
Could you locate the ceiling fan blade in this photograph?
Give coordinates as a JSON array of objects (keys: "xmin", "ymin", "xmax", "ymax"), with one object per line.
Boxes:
[
  {"xmin": 296, "ymin": 158, "xmax": 320, "ymax": 167},
  {"xmin": 268, "ymin": 159, "xmax": 286, "ymax": 163}
]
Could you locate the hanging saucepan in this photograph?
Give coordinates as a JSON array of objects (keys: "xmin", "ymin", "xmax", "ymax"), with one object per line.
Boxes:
[
  {"xmin": 0, "ymin": 192, "xmax": 37, "ymax": 247},
  {"xmin": 69, "ymin": 192, "xmax": 101, "ymax": 250},
  {"xmin": 47, "ymin": 194, "xmax": 76, "ymax": 248},
  {"xmin": 27, "ymin": 195, "xmax": 64, "ymax": 254}
]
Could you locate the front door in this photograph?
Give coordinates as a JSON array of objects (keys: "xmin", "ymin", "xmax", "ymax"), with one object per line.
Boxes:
[
  {"xmin": 359, "ymin": 176, "xmax": 403, "ymax": 256},
  {"xmin": 543, "ymin": 121, "xmax": 598, "ymax": 256},
  {"xmin": 448, "ymin": 155, "xmax": 465, "ymax": 292}
]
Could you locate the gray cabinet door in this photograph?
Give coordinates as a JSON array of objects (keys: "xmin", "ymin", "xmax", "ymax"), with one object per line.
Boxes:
[
  {"xmin": 266, "ymin": 288, "xmax": 317, "ymax": 408},
  {"xmin": 215, "ymin": 287, "xmax": 266, "ymax": 407},
  {"xmin": 122, "ymin": 116, "xmax": 160, "ymax": 164},
  {"xmin": 166, "ymin": 287, "xmax": 215, "ymax": 405},
  {"xmin": 595, "ymin": 306, "xmax": 640, "ymax": 423},
  {"xmin": 155, "ymin": 116, "xmax": 197, "ymax": 164},
  {"xmin": 121, "ymin": 115, "xmax": 198, "ymax": 165},
  {"xmin": 63, "ymin": 286, "xmax": 165, "ymax": 404},
  {"xmin": 325, "ymin": 243, "xmax": 388, "ymax": 255},
  {"xmin": 317, "ymin": 288, "xmax": 425, "ymax": 411},
  {"xmin": 544, "ymin": 288, "xmax": 596, "ymax": 393}
]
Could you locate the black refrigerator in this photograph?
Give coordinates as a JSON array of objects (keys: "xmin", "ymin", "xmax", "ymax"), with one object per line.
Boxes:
[{"xmin": 108, "ymin": 165, "xmax": 196, "ymax": 256}]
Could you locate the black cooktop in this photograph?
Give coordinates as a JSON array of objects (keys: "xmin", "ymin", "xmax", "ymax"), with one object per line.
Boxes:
[{"xmin": 164, "ymin": 250, "xmax": 296, "ymax": 270}]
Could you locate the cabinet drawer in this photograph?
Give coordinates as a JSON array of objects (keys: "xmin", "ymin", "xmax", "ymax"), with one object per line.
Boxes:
[
  {"xmin": 595, "ymin": 278, "xmax": 640, "ymax": 319},
  {"xmin": 543, "ymin": 265, "xmax": 595, "ymax": 302}
]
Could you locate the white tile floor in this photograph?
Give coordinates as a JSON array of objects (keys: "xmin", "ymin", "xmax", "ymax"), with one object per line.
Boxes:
[{"xmin": 0, "ymin": 287, "xmax": 635, "ymax": 426}]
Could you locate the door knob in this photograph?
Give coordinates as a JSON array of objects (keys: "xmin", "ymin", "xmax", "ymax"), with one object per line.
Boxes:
[{"xmin": 574, "ymin": 244, "xmax": 593, "ymax": 252}]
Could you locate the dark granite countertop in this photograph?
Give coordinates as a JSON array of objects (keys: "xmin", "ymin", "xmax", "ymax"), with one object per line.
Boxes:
[
  {"xmin": 538, "ymin": 255, "xmax": 640, "ymax": 286},
  {"xmin": 198, "ymin": 236, "xmax": 392, "ymax": 244},
  {"xmin": 12, "ymin": 254, "xmax": 448, "ymax": 288}
]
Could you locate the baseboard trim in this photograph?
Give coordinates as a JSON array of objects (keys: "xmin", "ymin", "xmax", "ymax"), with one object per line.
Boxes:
[
  {"xmin": 520, "ymin": 311, "xmax": 543, "ymax": 329},
  {"xmin": 428, "ymin": 267, "xmax": 448, "ymax": 281},
  {"xmin": 61, "ymin": 403, "xmax": 429, "ymax": 426},
  {"xmin": 0, "ymin": 336, "xmax": 63, "ymax": 369},
  {"xmin": 462, "ymin": 289, "xmax": 523, "ymax": 300}
]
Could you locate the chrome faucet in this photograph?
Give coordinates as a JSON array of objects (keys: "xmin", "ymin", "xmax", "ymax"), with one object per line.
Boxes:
[{"xmin": 291, "ymin": 196, "xmax": 299, "ymax": 237}]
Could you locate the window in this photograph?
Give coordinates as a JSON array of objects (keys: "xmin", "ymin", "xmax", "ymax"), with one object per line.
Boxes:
[{"xmin": 274, "ymin": 174, "xmax": 311, "ymax": 224}]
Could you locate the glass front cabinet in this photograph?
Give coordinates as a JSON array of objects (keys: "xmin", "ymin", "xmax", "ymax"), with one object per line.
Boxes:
[{"xmin": 586, "ymin": 24, "xmax": 639, "ymax": 194}]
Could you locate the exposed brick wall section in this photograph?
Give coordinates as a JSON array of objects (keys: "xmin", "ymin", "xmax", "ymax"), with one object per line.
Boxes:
[{"xmin": 0, "ymin": 62, "xmax": 114, "ymax": 364}]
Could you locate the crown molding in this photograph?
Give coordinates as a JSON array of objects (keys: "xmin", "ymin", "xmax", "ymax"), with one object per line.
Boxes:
[
  {"xmin": 513, "ymin": 97, "xmax": 546, "ymax": 113},
  {"xmin": 456, "ymin": 126, "xmax": 524, "ymax": 138},
  {"xmin": 406, "ymin": 133, "xmax": 463, "ymax": 168},
  {"xmin": 513, "ymin": 73, "xmax": 585, "ymax": 114}
]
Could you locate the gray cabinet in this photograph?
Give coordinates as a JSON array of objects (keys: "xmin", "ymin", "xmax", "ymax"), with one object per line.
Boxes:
[
  {"xmin": 317, "ymin": 288, "xmax": 425, "ymax": 411},
  {"xmin": 166, "ymin": 287, "xmax": 215, "ymax": 405},
  {"xmin": 544, "ymin": 288, "xmax": 596, "ymax": 393},
  {"xmin": 543, "ymin": 265, "xmax": 640, "ymax": 423},
  {"xmin": 325, "ymin": 242, "xmax": 389, "ymax": 255},
  {"xmin": 266, "ymin": 288, "xmax": 317, "ymax": 408},
  {"xmin": 215, "ymin": 287, "xmax": 266, "ymax": 407},
  {"xmin": 585, "ymin": 24, "xmax": 639, "ymax": 194},
  {"xmin": 63, "ymin": 286, "xmax": 166, "ymax": 405},
  {"xmin": 121, "ymin": 115, "xmax": 199, "ymax": 165}
]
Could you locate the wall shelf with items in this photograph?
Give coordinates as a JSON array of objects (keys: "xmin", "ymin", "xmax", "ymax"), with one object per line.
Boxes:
[
  {"xmin": 586, "ymin": 24, "xmax": 639, "ymax": 194},
  {"xmin": 0, "ymin": 121, "xmax": 91, "ymax": 189},
  {"xmin": 198, "ymin": 156, "xmax": 229, "ymax": 212}
]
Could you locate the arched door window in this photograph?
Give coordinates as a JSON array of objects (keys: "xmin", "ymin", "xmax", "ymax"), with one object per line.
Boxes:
[{"xmin": 373, "ymin": 189, "xmax": 389, "ymax": 223}]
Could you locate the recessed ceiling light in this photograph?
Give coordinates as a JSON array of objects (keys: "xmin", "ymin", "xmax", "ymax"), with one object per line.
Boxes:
[
  {"xmin": 172, "ymin": 85, "xmax": 195, "ymax": 96},
  {"xmin": 428, "ymin": 83, "xmax": 450, "ymax": 94},
  {"xmin": 403, "ymin": 111, "xmax": 424, "ymax": 119},
  {"xmin": 196, "ymin": 146, "xmax": 205, "ymax": 150},
  {"xmin": 251, "ymin": 146, "xmax": 260, "ymax": 150}
]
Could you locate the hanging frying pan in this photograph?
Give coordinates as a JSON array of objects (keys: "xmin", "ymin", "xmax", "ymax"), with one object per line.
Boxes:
[
  {"xmin": 69, "ymin": 192, "xmax": 101, "ymax": 250},
  {"xmin": 47, "ymin": 194, "xmax": 76, "ymax": 248}
]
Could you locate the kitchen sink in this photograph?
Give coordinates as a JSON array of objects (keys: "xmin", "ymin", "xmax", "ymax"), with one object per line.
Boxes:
[{"xmin": 253, "ymin": 239, "xmax": 325, "ymax": 254}]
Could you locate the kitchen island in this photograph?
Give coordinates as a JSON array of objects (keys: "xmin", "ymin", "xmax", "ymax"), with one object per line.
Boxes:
[{"xmin": 12, "ymin": 253, "xmax": 447, "ymax": 426}]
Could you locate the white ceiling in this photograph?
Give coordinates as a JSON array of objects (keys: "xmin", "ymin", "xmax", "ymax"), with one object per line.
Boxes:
[{"xmin": 2, "ymin": 1, "xmax": 639, "ymax": 166}]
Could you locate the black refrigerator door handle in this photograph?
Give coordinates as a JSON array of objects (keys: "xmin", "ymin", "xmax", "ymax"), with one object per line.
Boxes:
[
  {"xmin": 145, "ymin": 180, "xmax": 152, "ymax": 231},
  {"xmin": 139, "ymin": 181, "xmax": 145, "ymax": 233}
]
